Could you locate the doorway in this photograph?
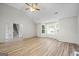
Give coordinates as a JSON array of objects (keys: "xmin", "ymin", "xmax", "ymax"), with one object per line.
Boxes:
[{"xmin": 13, "ymin": 24, "xmax": 19, "ymax": 39}]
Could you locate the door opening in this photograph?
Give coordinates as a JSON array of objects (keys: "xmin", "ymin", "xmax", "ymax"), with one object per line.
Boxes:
[{"xmin": 13, "ymin": 24, "xmax": 19, "ymax": 38}]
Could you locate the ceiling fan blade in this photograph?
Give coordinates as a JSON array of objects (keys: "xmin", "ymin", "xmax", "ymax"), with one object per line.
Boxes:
[
  {"xmin": 25, "ymin": 3, "xmax": 31, "ymax": 6},
  {"xmin": 25, "ymin": 8, "xmax": 29, "ymax": 10},
  {"xmin": 36, "ymin": 8, "xmax": 40, "ymax": 10},
  {"xmin": 25, "ymin": 3, "xmax": 40, "ymax": 12}
]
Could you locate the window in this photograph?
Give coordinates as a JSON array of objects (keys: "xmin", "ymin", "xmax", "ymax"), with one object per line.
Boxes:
[
  {"xmin": 42, "ymin": 25, "xmax": 45, "ymax": 34},
  {"xmin": 41, "ymin": 22, "xmax": 59, "ymax": 35},
  {"xmin": 46, "ymin": 22, "xmax": 59, "ymax": 35}
]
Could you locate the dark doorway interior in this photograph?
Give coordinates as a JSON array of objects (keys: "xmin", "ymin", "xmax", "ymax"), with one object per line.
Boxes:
[{"xmin": 13, "ymin": 24, "xmax": 19, "ymax": 38}]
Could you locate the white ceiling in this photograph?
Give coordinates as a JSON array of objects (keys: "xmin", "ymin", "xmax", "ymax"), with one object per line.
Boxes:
[{"xmin": 6, "ymin": 3, "xmax": 79, "ymax": 23}]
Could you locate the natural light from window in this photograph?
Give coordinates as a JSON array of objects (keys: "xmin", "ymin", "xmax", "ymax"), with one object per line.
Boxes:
[{"xmin": 41, "ymin": 22, "xmax": 59, "ymax": 35}]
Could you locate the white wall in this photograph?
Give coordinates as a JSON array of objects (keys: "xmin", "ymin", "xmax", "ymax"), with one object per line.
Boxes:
[
  {"xmin": 37, "ymin": 16, "xmax": 78, "ymax": 44},
  {"xmin": 56, "ymin": 16, "xmax": 78, "ymax": 44},
  {"xmin": 0, "ymin": 4, "xmax": 36, "ymax": 42},
  {"xmin": 77, "ymin": 4, "xmax": 79, "ymax": 44},
  {"xmin": 0, "ymin": 3, "xmax": 78, "ymax": 44}
]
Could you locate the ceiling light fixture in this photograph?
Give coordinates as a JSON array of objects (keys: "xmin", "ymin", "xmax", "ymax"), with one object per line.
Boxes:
[{"xmin": 25, "ymin": 3, "xmax": 40, "ymax": 12}]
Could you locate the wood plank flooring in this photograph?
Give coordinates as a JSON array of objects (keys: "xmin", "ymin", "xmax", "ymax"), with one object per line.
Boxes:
[{"xmin": 0, "ymin": 37, "xmax": 79, "ymax": 56}]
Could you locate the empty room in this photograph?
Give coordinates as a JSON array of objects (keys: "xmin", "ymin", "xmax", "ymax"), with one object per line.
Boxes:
[{"xmin": 0, "ymin": 3, "xmax": 79, "ymax": 56}]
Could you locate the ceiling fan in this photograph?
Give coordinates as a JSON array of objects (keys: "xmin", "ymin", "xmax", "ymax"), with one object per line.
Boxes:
[{"xmin": 25, "ymin": 3, "xmax": 40, "ymax": 12}]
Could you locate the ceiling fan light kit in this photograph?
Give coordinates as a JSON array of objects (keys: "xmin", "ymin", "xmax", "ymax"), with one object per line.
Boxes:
[{"xmin": 30, "ymin": 6, "xmax": 36, "ymax": 12}]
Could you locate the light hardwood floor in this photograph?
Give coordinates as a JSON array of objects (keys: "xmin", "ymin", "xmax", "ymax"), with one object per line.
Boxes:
[{"xmin": 0, "ymin": 37, "xmax": 79, "ymax": 56}]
